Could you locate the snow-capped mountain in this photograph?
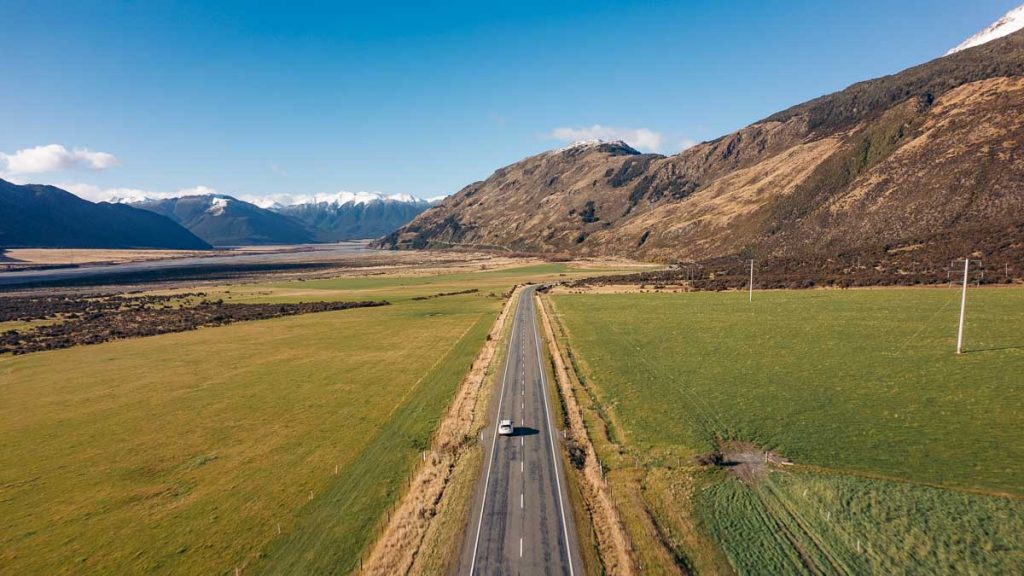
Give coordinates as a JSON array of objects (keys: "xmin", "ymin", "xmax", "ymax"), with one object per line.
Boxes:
[
  {"xmin": 274, "ymin": 195, "xmax": 432, "ymax": 242},
  {"xmin": 125, "ymin": 190, "xmax": 433, "ymax": 245},
  {"xmin": 553, "ymin": 139, "xmax": 638, "ymax": 155},
  {"xmin": 947, "ymin": 4, "xmax": 1024, "ymax": 55},
  {"xmin": 247, "ymin": 191, "xmax": 425, "ymax": 209},
  {"xmin": 107, "ymin": 191, "xmax": 160, "ymax": 205},
  {"xmin": 131, "ymin": 194, "xmax": 313, "ymax": 246},
  {"xmin": 0, "ymin": 178, "xmax": 210, "ymax": 250}
]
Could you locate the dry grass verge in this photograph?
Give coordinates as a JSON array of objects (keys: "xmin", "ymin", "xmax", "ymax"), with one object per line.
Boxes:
[
  {"xmin": 543, "ymin": 296, "xmax": 712, "ymax": 575},
  {"xmin": 537, "ymin": 294, "xmax": 636, "ymax": 575}
]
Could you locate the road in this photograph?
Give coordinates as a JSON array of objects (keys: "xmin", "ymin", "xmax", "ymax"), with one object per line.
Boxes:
[{"xmin": 459, "ymin": 285, "xmax": 583, "ymax": 575}]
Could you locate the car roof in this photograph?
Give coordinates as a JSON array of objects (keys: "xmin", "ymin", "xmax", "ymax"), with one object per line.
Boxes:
[{"xmin": 500, "ymin": 419, "xmax": 513, "ymax": 425}]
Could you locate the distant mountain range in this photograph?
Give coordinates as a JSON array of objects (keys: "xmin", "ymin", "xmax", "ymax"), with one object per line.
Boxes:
[
  {"xmin": 275, "ymin": 196, "xmax": 432, "ymax": 242},
  {"xmin": 131, "ymin": 195, "xmax": 314, "ymax": 246},
  {"xmin": 128, "ymin": 193, "xmax": 432, "ymax": 246},
  {"xmin": 381, "ymin": 26, "xmax": 1024, "ymax": 267},
  {"xmin": 0, "ymin": 179, "xmax": 211, "ymax": 250},
  {"xmin": 0, "ymin": 179, "xmax": 432, "ymax": 249}
]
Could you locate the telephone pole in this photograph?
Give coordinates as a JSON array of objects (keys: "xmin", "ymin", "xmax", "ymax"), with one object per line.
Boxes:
[
  {"xmin": 749, "ymin": 259, "xmax": 754, "ymax": 303},
  {"xmin": 954, "ymin": 258, "xmax": 980, "ymax": 355}
]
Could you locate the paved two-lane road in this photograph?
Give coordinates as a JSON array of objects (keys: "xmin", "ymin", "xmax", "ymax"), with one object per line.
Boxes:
[{"xmin": 459, "ymin": 285, "xmax": 582, "ymax": 575}]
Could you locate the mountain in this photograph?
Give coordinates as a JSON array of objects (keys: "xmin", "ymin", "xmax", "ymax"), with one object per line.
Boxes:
[
  {"xmin": 948, "ymin": 4, "xmax": 1024, "ymax": 55},
  {"xmin": 274, "ymin": 194, "xmax": 432, "ymax": 241},
  {"xmin": 0, "ymin": 179, "xmax": 211, "ymax": 250},
  {"xmin": 380, "ymin": 29, "xmax": 1024, "ymax": 264},
  {"xmin": 132, "ymin": 195, "xmax": 314, "ymax": 246}
]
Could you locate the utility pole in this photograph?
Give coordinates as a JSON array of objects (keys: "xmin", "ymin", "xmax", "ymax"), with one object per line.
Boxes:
[
  {"xmin": 749, "ymin": 259, "xmax": 754, "ymax": 303},
  {"xmin": 956, "ymin": 258, "xmax": 970, "ymax": 355}
]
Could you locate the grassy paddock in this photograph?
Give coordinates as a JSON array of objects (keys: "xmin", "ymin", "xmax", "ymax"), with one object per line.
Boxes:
[
  {"xmin": 551, "ymin": 286, "xmax": 1024, "ymax": 573},
  {"xmin": 552, "ymin": 287, "xmax": 1024, "ymax": 493},
  {"xmin": 0, "ymin": 262, "xmax": 616, "ymax": 574}
]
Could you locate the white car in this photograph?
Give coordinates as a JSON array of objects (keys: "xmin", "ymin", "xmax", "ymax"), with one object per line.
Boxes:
[{"xmin": 498, "ymin": 419, "xmax": 514, "ymax": 436}]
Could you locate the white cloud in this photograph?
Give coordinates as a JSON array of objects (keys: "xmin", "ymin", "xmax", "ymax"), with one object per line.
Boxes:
[
  {"xmin": 548, "ymin": 124, "xmax": 664, "ymax": 152},
  {"xmin": 1, "ymin": 144, "xmax": 119, "ymax": 175}
]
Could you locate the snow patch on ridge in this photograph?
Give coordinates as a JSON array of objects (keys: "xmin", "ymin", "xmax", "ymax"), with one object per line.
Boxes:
[
  {"xmin": 206, "ymin": 196, "xmax": 230, "ymax": 216},
  {"xmin": 107, "ymin": 190, "xmax": 160, "ymax": 204},
  {"xmin": 947, "ymin": 4, "xmax": 1024, "ymax": 55},
  {"xmin": 554, "ymin": 139, "xmax": 631, "ymax": 153}
]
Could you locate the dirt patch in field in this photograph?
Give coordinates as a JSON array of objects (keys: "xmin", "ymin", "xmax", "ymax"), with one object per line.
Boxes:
[
  {"xmin": 360, "ymin": 286, "xmax": 520, "ymax": 575},
  {"xmin": 697, "ymin": 441, "xmax": 791, "ymax": 485}
]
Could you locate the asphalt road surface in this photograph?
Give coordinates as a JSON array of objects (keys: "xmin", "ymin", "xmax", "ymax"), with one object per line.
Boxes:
[{"xmin": 459, "ymin": 285, "xmax": 583, "ymax": 575}]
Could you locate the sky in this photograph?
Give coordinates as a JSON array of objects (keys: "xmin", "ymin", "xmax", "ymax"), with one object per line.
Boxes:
[{"xmin": 0, "ymin": 0, "xmax": 1020, "ymax": 204}]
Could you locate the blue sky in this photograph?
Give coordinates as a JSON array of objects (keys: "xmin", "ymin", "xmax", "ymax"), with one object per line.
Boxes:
[{"xmin": 0, "ymin": 0, "xmax": 1019, "ymax": 203}]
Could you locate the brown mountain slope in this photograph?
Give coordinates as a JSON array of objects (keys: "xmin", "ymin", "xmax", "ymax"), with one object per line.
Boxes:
[{"xmin": 380, "ymin": 30, "xmax": 1024, "ymax": 263}]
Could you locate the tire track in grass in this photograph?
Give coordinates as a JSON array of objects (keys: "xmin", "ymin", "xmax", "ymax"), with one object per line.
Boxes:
[
  {"xmin": 765, "ymin": 473, "xmax": 886, "ymax": 571},
  {"xmin": 743, "ymin": 485, "xmax": 818, "ymax": 574},
  {"xmin": 757, "ymin": 480, "xmax": 852, "ymax": 575}
]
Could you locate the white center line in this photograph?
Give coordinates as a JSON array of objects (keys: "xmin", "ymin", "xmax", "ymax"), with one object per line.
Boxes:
[
  {"xmin": 520, "ymin": 537, "xmax": 523, "ymax": 558},
  {"xmin": 521, "ymin": 492, "xmax": 524, "ymax": 509}
]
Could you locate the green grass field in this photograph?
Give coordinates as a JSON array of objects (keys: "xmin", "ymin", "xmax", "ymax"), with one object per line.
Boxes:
[
  {"xmin": 551, "ymin": 287, "xmax": 1024, "ymax": 573},
  {"xmin": 696, "ymin": 471, "xmax": 1024, "ymax": 575},
  {"xmin": 0, "ymin": 262, "xmax": 604, "ymax": 574}
]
